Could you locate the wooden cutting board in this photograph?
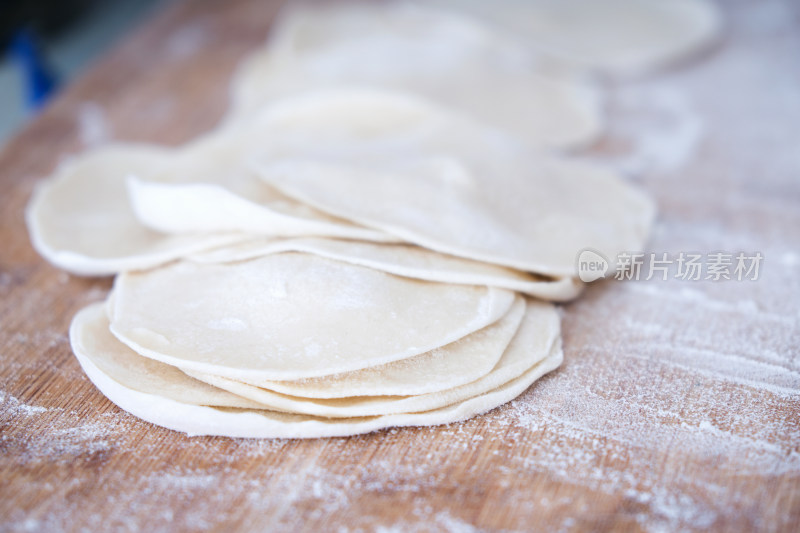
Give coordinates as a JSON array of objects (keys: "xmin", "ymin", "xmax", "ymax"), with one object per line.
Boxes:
[{"xmin": 1, "ymin": 0, "xmax": 798, "ymax": 531}]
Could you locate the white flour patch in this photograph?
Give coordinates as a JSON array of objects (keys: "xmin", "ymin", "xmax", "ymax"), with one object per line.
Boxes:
[
  {"xmin": 0, "ymin": 391, "xmax": 48, "ymax": 417},
  {"xmin": 0, "ymin": 390, "xmax": 135, "ymax": 464},
  {"xmin": 596, "ymin": 83, "xmax": 704, "ymax": 177}
]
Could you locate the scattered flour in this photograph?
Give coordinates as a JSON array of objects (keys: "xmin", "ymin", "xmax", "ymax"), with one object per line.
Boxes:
[
  {"xmin": 0, "ymin": 391, "xmax": 48, "ymax": 417},
  {"xmin": 599, "ymin": 84, "xmax": 705, "ymax": 176}
]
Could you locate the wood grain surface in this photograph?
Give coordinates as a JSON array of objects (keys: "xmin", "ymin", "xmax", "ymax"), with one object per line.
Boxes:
[{"xmin": 1, "ymin": 0, "xmax": 798, "ymax": 531}]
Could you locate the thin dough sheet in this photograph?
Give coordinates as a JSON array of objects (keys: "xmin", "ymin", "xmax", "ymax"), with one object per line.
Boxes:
[
  {"xmin": 109, "ymin": 253, "xmax": 516, "ymax": 381},
  {"xmin": 72, "ymin": 300, "xmax": 563, "ymax": 438}
]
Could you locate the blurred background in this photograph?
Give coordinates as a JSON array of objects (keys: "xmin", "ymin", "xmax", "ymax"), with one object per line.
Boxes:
[{"xmin": 0, "ymin": 0, "xmax": 161, "ymax": 144}]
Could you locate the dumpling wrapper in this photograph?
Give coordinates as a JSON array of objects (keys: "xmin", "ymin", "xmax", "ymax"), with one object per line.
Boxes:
[
  {"xmin": 126, "ymin": 130, "xmax": 394, "ymax": 242},
  {"xmin": 25, "ymin": 144, "xmax": 247, "ymax": 276},
  {"xmin": 250, "ymin": 89, "xmax": 655, "ymax": 277},
  {"xmin": 109, "ymin": 253, "xmax": 516, "ymax": 381},
  {"xmin": 187, "ymin": 237, "xmax": 583, "ymax": 302},
  {"xmin": 228, "ymin": 1, "xmax": 601, "ymax": 149},
  {"xmin": 72, "ymin": 301, "xmax": 564, "ymax": 438},
  {"xmin": 71, "ymin": 303, "xmax": 264, "ymax": 408},
  {"xmin": 222, "ymin": 295, "xmax": 526, "ymax": 399},
  {"xmin": 184, "ymin": 297, "xmax": 559, "ymax": 418},
  {"xmin": 426, "ymin": 0, "xmax": 722, "ymax": 76}
]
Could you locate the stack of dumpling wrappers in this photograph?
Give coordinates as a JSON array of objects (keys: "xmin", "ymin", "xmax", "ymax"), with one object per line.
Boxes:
[{"xmin": 26, "ymin": 0, "xmax": 720, "ymax": 438}]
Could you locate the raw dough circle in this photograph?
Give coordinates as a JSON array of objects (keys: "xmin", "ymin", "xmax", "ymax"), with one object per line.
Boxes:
[
  {"xmin": 187, "ymin": 237, "xmax": 583, "ymax": 302},
  {"xmin": 71, "ymin": 303, "xmax": 263, "ymax": 409},
  {"xmin": 231, "ymin": 295, "xmax": 528, "ymax": 399},
  {"xmin": 72, "ymin": 301, "xmax": 564, "ymax": 438},
  {"xmin": 25, "ymin": 144, "xmax": 245, "ymax": 276},
  {"xmin": 427, "ymin": 0, "xmax": 722, "ymax": 76},
  {"xmin": 184, "ymin": 297, "xmax": 559, "ymax": 418},
  {"xmin": 252, "ymin": 89, "xmax": 655, "ymax": 277},
  {"xmin": 127, "ymin": 129, "xmax": 395, "ymax": 242},
  {"xmin": 109, "ymin": 253, "xmax": 516, "ymax": 380},
  {"xmin": 229, "ymin": 1, "xmax": 602, "ymax": 148}
]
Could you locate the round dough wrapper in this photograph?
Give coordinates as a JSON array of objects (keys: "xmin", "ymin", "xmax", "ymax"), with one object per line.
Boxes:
[
  {"xmin": 25, "ymin": 144, "xmax": 246, "ymax": 276},
  {"xmin": 73, "ymin": 300, "xmax": 564, "ymax": 438},
  {"xmin": 230, "ymin": 294, "xmax": 526, "ymax": 399},
  {"xmin": 126, "ymin": 130, "xmax": 394, "ymax": 242},
  {"xmin": 71, "ymin": 303, "xmax": 264, "ymax": 409},
  {"xmin": 109, "ymin": 253, "xmax": 516, "ymax": 381},
  {"xmin": 188, "ymin": 237, "xmax": 583, "ymax": 302},
  {"xmin": 426, "ymin": 0, "xmax": 722, "ymax": 76},
  {"xmin": 251, "ymin": 89, "xmax": 655, "ymax": 277},
  {"xmin": 228, "ymin": 1, "xmax": 601, "ymax": 149},
  {"xmin": 184, "ymin": 297, "xmax": 559, "ymax": 417}
]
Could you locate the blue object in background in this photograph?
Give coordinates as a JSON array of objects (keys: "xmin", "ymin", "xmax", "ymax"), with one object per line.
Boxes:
[{"xmin": 10, "ymin": 28, "xmax": 59, "ymax": 110}]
